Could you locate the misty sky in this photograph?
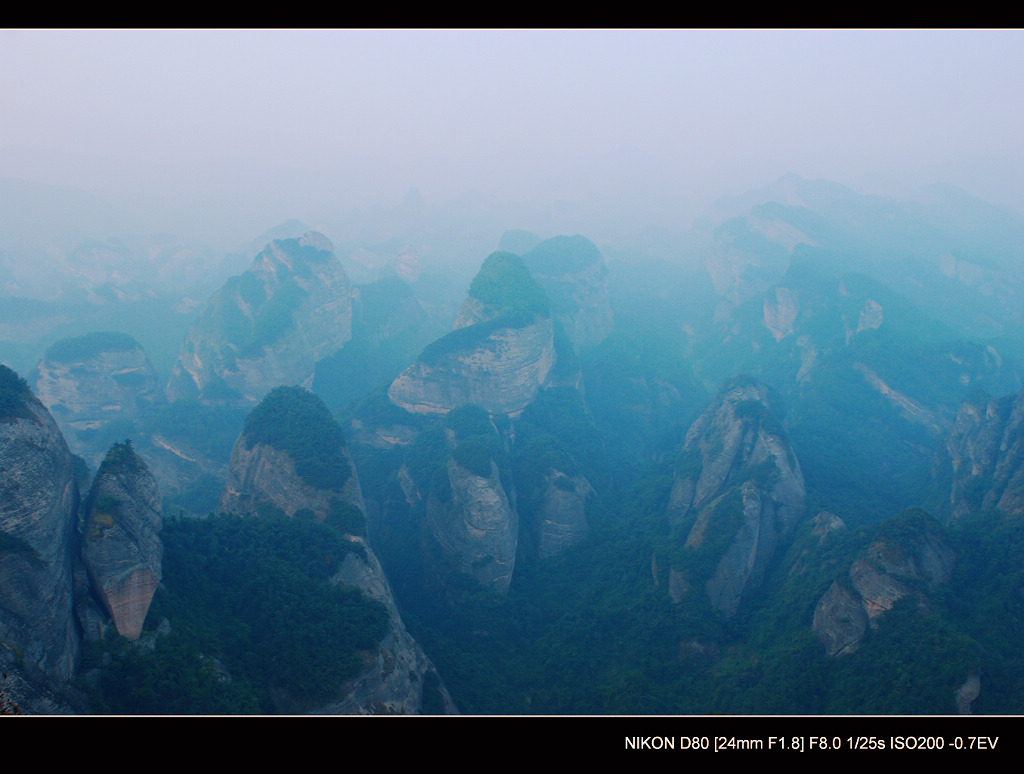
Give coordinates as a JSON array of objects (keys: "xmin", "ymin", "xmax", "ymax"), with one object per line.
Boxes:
[{"xmin": 2, "ymin": 29, "xmax": 1023, "ymax": 242}]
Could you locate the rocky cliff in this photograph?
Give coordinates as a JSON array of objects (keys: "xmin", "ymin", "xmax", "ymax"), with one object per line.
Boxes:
[
  {"xmin": 166, "ymin": 231, "xmax": 354, "ymax": 407},
  {"xmin": 219, "ymin": 386, "xmax": 455, "ymax": 714},
  {"xmin": 532, "ymin": 469, "xmax": 593, "ymax": 559},
  {"xmin": 387, "ymin": 252, "xmax": 556, "ymax": 416},
  {"xmin": 398, "ymin": 404, "xmax": 519, "ymax": 594},
  {"xmin": 79, "ymin": 441, "xmax": 162, "ymax": 642},
  {"xmin": 426, "ymin": 455, "xmax": 518, "ymax": 594},
  {"xmin": 705, "ymin": 210, "xmax": 813, "ymax": 320},
  {"xmin": 812, "ymin": 508, "xmax": 955, "ymax": 656},
  {"xmin": 314, "ymin": 538, "xmax": 457, "ymax": 714},
  {"xmin": 219, "ymin": 438, "xmax": 357, "ymax": 522},
  {"xmin": 31, "ymin": 332, "xmax": 164, "ymax": 467},
  {"xmin": 934, "ymin": 386, "xmax": 1024, "ymax": 521},
  {"xmin": 0, "ymin": 366, "xmax": 80, "ymax": 681},
  {"xmin": 666, "ymin": 377, "xmax": 806, "ymax": 616}
]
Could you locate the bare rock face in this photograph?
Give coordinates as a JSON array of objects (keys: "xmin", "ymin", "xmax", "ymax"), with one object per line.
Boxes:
[
  {"xmin": 426, "ymin": 457, "xmax": 518, "ymax": 593},
  {"xmin": 935, "ymin": 387, "xmax": 1024, "ymax": 521},
  {"xmin": 520, "ymin": 235, "xmax": 614, "ymax": 350},
  {"xmin": 80, "ymin": 441, "xmax": 162, "ymax": 641},
  {"xmin": 956, "ymin": 674, "xmax": 981, "ymax": 715},
  {"xmin": 387, "ymin": 252, "xmax": 556, "ymax": 417},
  {"xmin": 0, "ymin": 367, "xmax": 79, "ymax": 681},
  {"xmin": 811, "ymin": 582, "xmax": 870, "ymax": 658},
  {"xmin": 219, "ymin": 386, "xmax": 454, "ymax": 714},
  {"xmin": 0, "ymin": 647, "xmax": 79, "ymax": 714},
  {"xmin": 31, "ymin": 332, "xmax": 164, "ymax": 467},
  {"xmin": 387, "ymin": 317, "xmax": 556, "ymax": 416},
  {"xmin": 218, "ymin": 387, "xmax": 363, "ymax": 521},
  {"xmin": 666, "ymin": 377, "xmax": 806, "ymax": 617},
  {"xmin": 812, "ymin": 508, "xmax": 955, "ymax": 656},
  {"xmin": 219, "ymin": 437, "xmax": 364, "ymax": 521},
  {"xmin": 534, "ymin": 470, "xmax": 593, "ymax": 559},
  {"xmin": 706, "ymin": 212, "xmax": 813, "ymax": 320},
  {"xmin": 166, "ymin": 232, "xmax": 354, "ymax": 407},
  {"xmin": 763, "ymin": 285, "xmax": 800, "ymax": 341}
]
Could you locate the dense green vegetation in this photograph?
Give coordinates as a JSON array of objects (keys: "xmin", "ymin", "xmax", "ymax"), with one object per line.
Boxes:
[
  {"xmin": 161, "ymin": 473, "xmax": 224, "ymax": 519},
  {"xmin": 44, "ymin": 331, "xmax": 138, "ymax": 363},
  {"xmin": 243, "ymin": 386, "xmax": 351, "ymax": 491},
  {"xmin": 468, "ymin": 251, "xmax": 549, "ymax": 316},
  {"xmin": 96, "ymin": 439, "xmax": 146, "ymax": 476},
  {"xmin": 0, "ymin": 365, "xmax": 36, "ymax": 421},
  {"xmin": 343, "ymin": 384, "xmax": 426, "ymax": 430},
  {"xmin": 390, "ymin": 478, "xmax": 1003, "ymax": 714},
  {"xmin": 445, "ymin": 403, "xmax": 504, "ymax": 478},
  {"xmin": 83, "ymin": 513, "xmax": 389, "ymax": 714}
]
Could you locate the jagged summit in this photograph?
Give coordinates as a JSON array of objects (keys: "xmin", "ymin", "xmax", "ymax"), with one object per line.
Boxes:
[
  {"xmin": 812, "ymin": 507, "xmax": 955, "ymax": 657},
  {"xmin": 934, "ymin": 385, "xmax": 1024, "ymax": 522},
  {"xmin": 666, "ymin": 376, "xmax": 805, "ymax": 617},
  {"xmin": 166, "ymin": 231, "xmax": 355, "ymax": 407}
]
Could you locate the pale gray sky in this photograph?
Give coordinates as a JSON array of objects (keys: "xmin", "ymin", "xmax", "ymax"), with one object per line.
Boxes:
[{"xmin": 2, "ymin": 29, "xmax": 1022, "ymax": 242}]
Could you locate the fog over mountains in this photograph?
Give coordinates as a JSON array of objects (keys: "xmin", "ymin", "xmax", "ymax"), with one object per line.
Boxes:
[
  {"xmin": 3, "ymin": 30, "xmax": 1024, "ymax": 716},
  {"xmin": 2, "ymin": 169, "xmax": 1024, "ymax": 715}
]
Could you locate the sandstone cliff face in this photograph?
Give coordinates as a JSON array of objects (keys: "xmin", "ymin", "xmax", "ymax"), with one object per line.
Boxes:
[
  {"xmin": 219, "ymin": 437, "xmax": 364, "ymax": 522},
  {"xmin": 667, "ymin": 378, "xmax": 806, "ymax": 617},
  {"xmin": 387, "ymin": 252, "xmax": 557, "ymax": 417},
  {"xmin": 80, "ymin": 442, "xmax": 162, "ymax": 642},
  {"xmin": 166, "ymin": 232, "xmax": 354, "ymax": 407},
  {"xmin": 388, "ymin": 316, "xmax": 556, "ymax": 416},
  {"xmin": 812, "ymin": 509, "xmax": 955, "ymax": 656},
  {"xmin": 935, "ymin": 387, "xmax": 1024, "ymax": 521},
  {"xmin": 426, "ymin": 457, "xmax": 518, "ymax": 593},
  {"xmin": 31, "ymin": 333, "xmax": 164, "ymax": 467},
  {"xmin": 534, "ymin": 470, "xmax": 593, "ymax": 559},
  {"xmin": 0, "ymin": 367, "xmax": 79, "ymax": 681}
]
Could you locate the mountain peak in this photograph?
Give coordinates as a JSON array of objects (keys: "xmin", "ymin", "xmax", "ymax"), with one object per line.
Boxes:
[{"xmin": 467, "ymin": 251, "xmax": 549, "ymax": 319}]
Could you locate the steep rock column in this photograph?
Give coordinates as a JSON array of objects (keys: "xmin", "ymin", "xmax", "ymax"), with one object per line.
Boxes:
[
  {"xmin": 80, "ymin": 441, "xmax": 162, "ymax": 642},
  {"xmin": 665, "ymin": 377, "xmax": 806, "ymax": 617},
  {"xmin": 0, "ymin": 367, "xmax": 80, "ymax": 680},
  {"xmin": 425, "ymin": 457, "xmax": 518, "ymax": 594}
]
